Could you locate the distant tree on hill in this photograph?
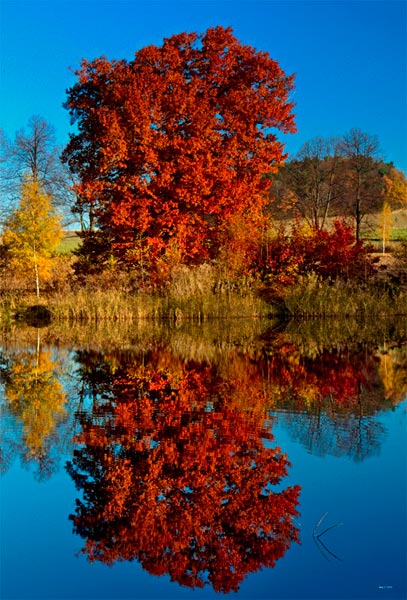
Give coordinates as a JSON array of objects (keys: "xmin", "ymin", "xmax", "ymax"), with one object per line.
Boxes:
[
  {"xmin": 337, "ymin": 128, "xmax": 382, "ymax": 241},
  {"xmin": 269, "ymin": 130, "xmax": 405, "ymax": 241},
  {"xmin": 269, "ymin": 136, "xmax": 342, "ymax": 229},
  {"xmin": 382, "ymin": 166, "xmax": 407, "ymax": 208}
]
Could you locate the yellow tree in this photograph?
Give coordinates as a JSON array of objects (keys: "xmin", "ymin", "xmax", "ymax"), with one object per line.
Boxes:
[
  {"xmin": 2, "ymin": 178, "xmax": 63, "ymax": 297},
  {"xmin": 377, "ymin": 201, "xmax": 392, "ymax": 254},
  {"xmin": 382, "ymin": 167, "xmax": 407, "ymax": 208}
]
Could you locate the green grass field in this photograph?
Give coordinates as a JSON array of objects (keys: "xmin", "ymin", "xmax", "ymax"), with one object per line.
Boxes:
[
  {"xmin": 58, "ymin": 232, "xmax": 81, "ymax": 253},
  {"xmin": 362, "ymin": 228, "xmax": 407, "ymax": 243},
  {"xmin": 57, "ymin": 209, "xmax": 407, "ymax": 254},
  {"xmin": 391, "ymin": 227, "xmax": 407, "ymax": 241}
]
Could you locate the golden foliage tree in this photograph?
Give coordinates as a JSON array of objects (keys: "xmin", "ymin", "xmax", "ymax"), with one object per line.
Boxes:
[
  {"xmin": 382, "ymin": 167, "xmax": 407, "ymax": 208},
  {"xmin": 377, "ymin": 201, "xmax": 392, "ymax": 254},
  {"xmin": 2, "ymin": 178, "xmax": 63, "ymax": 296}
]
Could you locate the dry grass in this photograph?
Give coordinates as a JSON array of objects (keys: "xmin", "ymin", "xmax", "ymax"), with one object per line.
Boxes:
[
  {"xmin": 282, "ymin": 273, "xmax": 406, "ymax": 317},
  {"xmin": 1, "ymin": 252, "xmax": 405, "ymax": 325}
]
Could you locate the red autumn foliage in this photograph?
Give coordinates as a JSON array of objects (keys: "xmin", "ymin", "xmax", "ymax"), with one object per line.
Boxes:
[
  {"xmin": 67, "ymin": 356, "xmax": 300, "ymax": 593},
  {"xmin": 62, "ymin": 26, "xmax": 295, "ymax": 270},
  {"xmin": 256, "ymin": 219, "xmax": 373, "ymax": 286}
]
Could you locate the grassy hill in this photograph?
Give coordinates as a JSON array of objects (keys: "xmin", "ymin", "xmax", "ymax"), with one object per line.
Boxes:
[
  {"xmin": 57, "ymin": 208, "xmax": 407, "ymax": 255},
  {"xmin": 58, "ymin": 231, "xmax": 81, "ymax": 253}
]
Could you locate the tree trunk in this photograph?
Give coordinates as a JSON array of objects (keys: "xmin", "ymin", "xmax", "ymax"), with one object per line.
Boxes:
[
  {"xmin": 33, "ymin": 245, "xmax": 40, "ymax": 298},
  {"xmin": 355, "ymin": 171, "xmax": 362, "ymax": 242},
  {"xmin": 322, "ymin": 169, "xmax": 336, "ymax": 230},
  {"xmin": 382, "ymin": 221, "xmax": 386, "ymax": 254}
]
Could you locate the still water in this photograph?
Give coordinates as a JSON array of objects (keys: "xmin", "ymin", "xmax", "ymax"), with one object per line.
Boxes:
[{"xmin": 1, "ymin": 319, "xmax": 406, "ymax": 600}]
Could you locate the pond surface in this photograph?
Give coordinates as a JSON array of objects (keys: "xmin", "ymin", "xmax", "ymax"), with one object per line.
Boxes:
[{"xmin": 1, "ymin": 319, "xmax": 406, "ymax": 600}]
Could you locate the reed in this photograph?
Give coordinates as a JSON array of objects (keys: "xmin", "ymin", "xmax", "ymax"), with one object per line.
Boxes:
[
  {"xmin": 1, "ymin": 264, "xmax": 404, "ymax": 324},
  {"xmin": 282, "ymin": 274, "xmax": 406, "ymax": 318},
  {"xmin": 45, "ymin": 285, "xmax": 271, "ymax": 323},
  {"xmin": 159, "ymin": 263, "xmax": 271, "ymax": 321},
  {"xmin": 48, "ymin": 288, "xmax": 144, "ymax": 322},
  {"xmin": 0, "ymin": 294, "xmax": 17, "ymax": 327}
]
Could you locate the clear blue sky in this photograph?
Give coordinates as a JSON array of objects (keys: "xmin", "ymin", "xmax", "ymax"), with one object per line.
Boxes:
[{"xmin": 1, "ymin": 0, "xmax": 406, "ymax": 171}]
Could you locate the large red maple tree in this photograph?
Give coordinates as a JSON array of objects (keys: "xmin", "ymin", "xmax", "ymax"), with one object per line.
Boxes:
[{"xmin": 62, "ymin": 26, "xmax": 295, "ymax": 267}]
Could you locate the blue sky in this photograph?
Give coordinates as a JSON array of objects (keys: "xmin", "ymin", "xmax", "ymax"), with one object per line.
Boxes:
[{"xmin": 1, "ymin": 0, "xmax": 406, "ymax": 171}]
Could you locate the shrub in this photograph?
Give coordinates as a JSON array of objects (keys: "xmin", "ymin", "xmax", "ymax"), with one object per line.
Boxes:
[{"xmin": 255, "ymin": 220, "xmax": 373, "ymax": 289}]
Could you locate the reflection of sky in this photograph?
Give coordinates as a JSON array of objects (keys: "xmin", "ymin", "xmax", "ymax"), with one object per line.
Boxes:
[
  {"xmin": 266, "ymin": 401, "xmax": 407, "ymax": 600},
  {"xmin": 1, "ymin": 335, "xmax": 406, "ymax": 598},
  {"xmin": 274, "ymin": 410, "xmax": 386, "ymax": 461},
  {"xmin": 1, "ymin": 381, "xmax": 406, "ymax": 600}
]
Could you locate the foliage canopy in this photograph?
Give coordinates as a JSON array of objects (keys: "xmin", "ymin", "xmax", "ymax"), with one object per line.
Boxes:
[
  {"xmin": 62, "ymin": 26, "xmax": 296, "ymax": 269},
  {"xmin": 2, "ymin": 178, "xmax": 63, "ymax": 296}
]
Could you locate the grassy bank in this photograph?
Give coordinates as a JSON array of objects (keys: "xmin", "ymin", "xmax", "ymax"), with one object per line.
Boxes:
[
  {"xmin": 0, "ymin": 286, "xmax": 272, "ymax": 326},
  {"xmin": 282, "ymin": 274, "xmax": 406, "ymax": 318},
  {"xmin": 48, "ymin": 286, "xmax": 271, "ymax": 322},
  {"xmin": 1, "ymin": 276, "xmax": 405, "ymax": 326}
]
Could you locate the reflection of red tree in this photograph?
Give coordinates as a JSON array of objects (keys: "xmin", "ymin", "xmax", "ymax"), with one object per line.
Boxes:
[
  {"xmin": 263, "ymin": 343, "xmax": 374, "ymax": 410},
  {"xmin": 68, "ymin": 359, "xmax": 300, "ymax": 593}
]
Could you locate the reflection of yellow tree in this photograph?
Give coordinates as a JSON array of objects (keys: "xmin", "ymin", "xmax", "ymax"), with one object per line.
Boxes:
[
  {"xmin": 378, "ymin": 347, "xmax": 407, "ymax": 405},
  {"xmin": 4, "ymin": 342, "xmax": 67, "ymax": 464}
]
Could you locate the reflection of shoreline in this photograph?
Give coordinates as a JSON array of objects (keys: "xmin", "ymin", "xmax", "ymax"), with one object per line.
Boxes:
[
  {"xmin": 1, "ymin": 314, "xmax": 406, "ymax": 356},
  {"xmin": 281, "ymin": 317, "xmax": 407, "ymax": 356},
  {"xmin": 1, "ymin": 318, "xmax": 405, "ymax": 481}
]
